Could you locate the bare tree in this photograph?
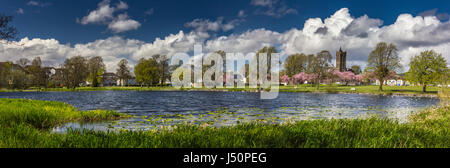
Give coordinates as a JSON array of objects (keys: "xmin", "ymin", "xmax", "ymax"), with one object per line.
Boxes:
[
  {"xmin": 28, "ymin": 57, "xmax": 44, "ymax": 89},
  {"xmin": 0, "ymin": 14, "xmax": 18, "ymax": 41},
  {"xmin": 152, "ymin": 54, "xmax": 170, "ymax": 86},
  {"xmin": 16, "ymin": 58, "xmax": 30, "ymax": 69},
  {"xmin": 116, "ymin": 59, "xmax": 132, "ymax": 86}
]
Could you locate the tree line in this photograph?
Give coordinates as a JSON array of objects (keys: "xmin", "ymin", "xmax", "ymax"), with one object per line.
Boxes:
[
  {"xmin": 0, "ymin": 56, "xmax": 129, "ymax": 89},
  {"xmin": 0, "ymin": 43, "xmax": 447, "ymax": 92},
  {"xmin": 281, "ymin": 42, "xmax": 449, "ymax": 92}
]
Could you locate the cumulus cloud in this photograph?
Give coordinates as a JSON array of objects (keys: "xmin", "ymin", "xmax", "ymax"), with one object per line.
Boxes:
[
  {"xmin": 1, "ymin": 8, "xmax": 449, "ymax": 73},
  {"xmin": 78, "ymin": 0, "xmax": 115, "ymax": 25},
  {"xmin": 116, "ymin": 1, "xmax": 129, "ymax": 10},
  {"xmin": 78, "ymin": 0, "xmax": 140, "ymax": 33},
  {"xmin": 108, "ymin": 13, "xmax": 141, "ymax": 33},
  {"xmin": 342, "ymin": 15, "xmax": 383, "ymax": 37},
  {"xmin": 279, "ymin": 8, "xmax": 450, "ymax": 69},
  {"xmin": 205, "ymin": 29, "xmax": 282, "ymax": 53},
  {"xmin": 418, "ymin": 8, "xmax": 450, "ymax": 20}
]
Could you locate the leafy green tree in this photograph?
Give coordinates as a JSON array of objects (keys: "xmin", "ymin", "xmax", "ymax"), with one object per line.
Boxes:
[
  {"xmin": 87, "ymin": 56, "xmax": 105, "ymax": 87},
  {"xmin": 9, "ymin": 70, "xmax": 28, "ymax": 89},
  {"xmin": 308, "ymin": 50, "xmax": 332, "ymax": 90},
  {"xmin": 116, "ymin": 59, "xmax": 132, "ymax": 86},
  {"xmin": 0, "ymin": 62, "xmax": 12, "ymax": 88},
  {"xmin": 284, "ymin": 53, "xmax": 307, "ymax": 77},
  {"xmin": 63, "ymin": 56, "xmax": 88, "ymax": 89},
  {"xmin": 405, "ymin": 50, "xmax": 449, "ymax": 92},
  {"xmin": 351, "ymin": 65, "xmax": 362, "ymax": 75},
  {"xmin": 367, "ymin": 42, "xmax": 401, "ymax": 91},
  {"xmin": 134, "ymin": 58, "xmax": 161, "ymax": 87}
]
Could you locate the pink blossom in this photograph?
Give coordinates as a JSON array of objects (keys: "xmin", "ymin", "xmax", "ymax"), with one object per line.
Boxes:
[
  {"xmin": 292, "ymin": 72, "xmax": 317, "ymax": 84},
  {"xmin": 353, "ymin": 74, "xmax": 363, "ymax": 82},
  {"xmin": 332, "ymin": 70, "xmax": 355, "ymax": 84},
  {"xmin": 280, "ymin": 75, "xmax": 290, "ymax": 83}
]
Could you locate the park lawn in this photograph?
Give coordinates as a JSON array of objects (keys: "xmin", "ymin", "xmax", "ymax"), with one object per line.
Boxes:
[
  {"xmin": 0, "ymin": 98, "xmax": 448, "ymax": 148},
  {"xmin": 278, "ymin": 85, "xmax": 444, "ymax": 95}
]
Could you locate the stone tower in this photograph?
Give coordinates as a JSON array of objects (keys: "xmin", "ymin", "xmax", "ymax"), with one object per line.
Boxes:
[{"xmin": 336, "ymin": 47, "xmax": 347, "ymax": 72}]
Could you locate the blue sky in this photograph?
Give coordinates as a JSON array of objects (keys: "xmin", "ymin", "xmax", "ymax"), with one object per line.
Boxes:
[
  {"xmin": 0, "ymin": 0, "xmax": 449, "ymax": 72},
  {"xmin": 2, "ymin": 0, "xmax": 449, "ymax": 44}
]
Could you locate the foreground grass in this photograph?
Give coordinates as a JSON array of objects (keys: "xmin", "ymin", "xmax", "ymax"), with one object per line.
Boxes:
[
  {"xmin": 0, "ymin": 99, "xmax": 128, "ymax": 130},
  {"xmin": 1, "ymin": 85, "xmax": 445, "ymax": 97},
  {"xmin": 0, "ymin": 98, "xmax": 449, "ymax": 148}
]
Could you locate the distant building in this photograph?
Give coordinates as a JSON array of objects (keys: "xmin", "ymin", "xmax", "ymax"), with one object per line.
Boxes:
[
  {"xmin": 375, "ymin": 74, "xmax": 406, "ymax": 86},
  {"xmin": 102, "ymin": 72, "xmax": 117, "ymax": 86},
  {"xmin": 336, "ymin": 47, "xmax": 347, "ymax": 72},
  {"xmin": 117, "ymin": 77, "xmax": 138, "ymax": 86}
]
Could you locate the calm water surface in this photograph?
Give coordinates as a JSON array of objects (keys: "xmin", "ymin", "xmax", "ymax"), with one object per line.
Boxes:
[{"xmin": 0, "ymin": 91, "xmax": 441, "ymax": 131}]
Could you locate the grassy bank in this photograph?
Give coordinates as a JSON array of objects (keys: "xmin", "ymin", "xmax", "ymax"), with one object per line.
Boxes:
[
  {"xmin": 0, "ymin": 98, "xmax": 448, "ymax": 148},
  {"xmin": 1, "ymin": 85, "xmax": 446, "ymax": 97},
  {"xmin": 0, "ymin": 99, "xmax": 128, "ymax": 129}
]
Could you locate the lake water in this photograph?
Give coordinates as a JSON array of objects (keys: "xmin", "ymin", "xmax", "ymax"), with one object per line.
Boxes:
[{"xmin": 0, "ymin": 91, "xmax": 441, "ymax": 131}]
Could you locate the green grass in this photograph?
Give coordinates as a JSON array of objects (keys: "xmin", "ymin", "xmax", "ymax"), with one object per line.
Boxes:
[
  {"xmin": 0, "ymin": 98, "xmax": 449, "ymax": 148},
  {"xmin": 0, "ymin": 99, "xmax": 129, "ymax": 129},
  {"xmin": 278, "ymin": 85, "xmax": 445, "ymax": 95}
]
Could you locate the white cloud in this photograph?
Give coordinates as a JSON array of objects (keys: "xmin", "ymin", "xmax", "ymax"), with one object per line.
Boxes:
[
  {"xmin": 238, "ymin": 10, "xmax": 246, "ymax": 18},
  {"xmin": 27, "ymin": 1, "xmax": 51, "ymax": 7},
  {"xmin": 185, "ymin": 17, "xmax": 242, "ymax": 32},
  {"xmin": 108, "ymin": 13, "xmax": 141, "ymax": 33},
  {"xmin": 418, "ymin": 8, "xmax": 450, "ymax": 20},
  {"xmin": 205, "ymin": 29, "xmax": 282, "ymax": 53},
  {"xmin": 16, "ymin": 8, "xmax": 24, "ymax": 14},
  {"xmin": 116, "ymin": 1, "xmax": 129, "ymax": 10},
  {"xmin": 78, "ymin": 0, "xmax": 141, "ymax": 33},
  {"xmin": 251, "ymin": 0, "xmax": 298, "ymax": 18},
  {"xmin": 278, "ymin": 8, "xmax": 450, "ymax": 69},
  {"xmin": 251, "ymin": 0, "xmax": 276, "ymax": 7},
  {"xmin": 79, "ymin": 0, "xmax": 115, "ymax": 25},
  {"xmin": 1, "ymin": 8, "xmax": 449, "ymax": 73}
]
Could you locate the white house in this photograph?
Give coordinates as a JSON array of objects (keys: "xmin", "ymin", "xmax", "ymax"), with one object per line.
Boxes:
[{"xmin": 117, "ymin": 77, "xmax": 138, "ymax": 86}]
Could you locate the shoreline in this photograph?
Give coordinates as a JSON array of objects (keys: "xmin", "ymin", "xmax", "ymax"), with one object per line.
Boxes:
[{"xmin": 0, "ymin": 87, "xmax": 441, "ymax": 98}]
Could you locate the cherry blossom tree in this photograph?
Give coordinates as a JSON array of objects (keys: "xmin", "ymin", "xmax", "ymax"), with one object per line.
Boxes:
[
  {"xmin": 280, "ymin": 75, "xmax": 290, "ymax": 84},
  {"xmin": 353, "ymin": 74, "xmax": 363, "ymax": 85},
  {"xmin": 332, "ymin": 70, "xmax": 355, "ymax": 85}
]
